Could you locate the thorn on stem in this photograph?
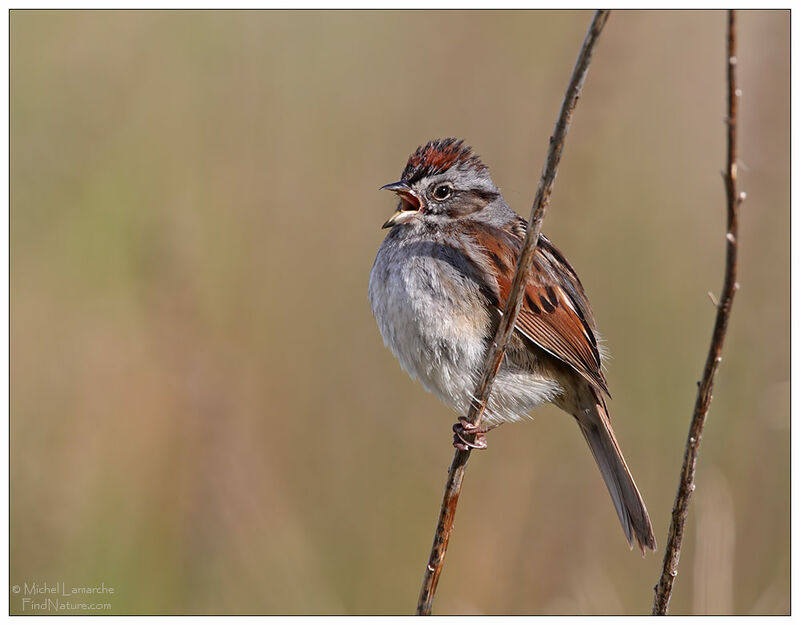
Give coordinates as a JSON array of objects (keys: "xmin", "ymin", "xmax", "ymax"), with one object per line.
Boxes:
[
  {"xmin": 726, "ymin": 232, "xmax": 736, "ymax": 243},
  {"xmin": 707, "ymin": 291, "xmax": 719, "ymax": 307}
]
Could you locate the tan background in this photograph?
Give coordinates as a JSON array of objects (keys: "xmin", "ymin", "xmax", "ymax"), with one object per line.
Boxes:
[{"xmin": 11, "ymin": 9, "xmax": 789, "ymax": 615}]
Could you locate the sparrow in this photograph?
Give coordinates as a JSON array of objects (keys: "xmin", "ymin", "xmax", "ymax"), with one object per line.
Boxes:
[{"xmin": 368, "ymin": 138, "xmax": 656, "ymax": 552}]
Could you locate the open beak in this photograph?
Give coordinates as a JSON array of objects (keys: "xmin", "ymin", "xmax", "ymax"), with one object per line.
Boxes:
[{"xmin": 380, "ymin": 180, "xmax": 421, "ymax": 229}]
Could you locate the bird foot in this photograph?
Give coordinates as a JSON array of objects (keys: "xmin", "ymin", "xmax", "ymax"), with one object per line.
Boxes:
[{"xmin": 452, "ymin": 417, "xmax": 499, "ymax": 451}]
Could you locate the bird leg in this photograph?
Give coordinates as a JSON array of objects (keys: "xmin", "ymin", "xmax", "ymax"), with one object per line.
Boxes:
[{"xmin": 452, "ymin": 416, "xmax": 501, "ymax": 451}]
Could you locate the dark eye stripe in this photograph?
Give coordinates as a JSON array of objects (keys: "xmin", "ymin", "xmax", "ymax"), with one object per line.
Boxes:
[{"xmin": 472, "ymin": 189, "xmax": 500, "ymax": 203}]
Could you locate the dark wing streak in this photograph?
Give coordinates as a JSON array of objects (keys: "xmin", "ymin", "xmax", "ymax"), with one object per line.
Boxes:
[
  {"xmin": 514, "ymin": 301, "xmax": 609, "ymax": 395},
  {"xmin": 466, "ymin": 219, "xmax": 609, "ymax": 396},
  {"xmin": 538, "ymin": 237, "xmax": 601, "ymax": 359}
]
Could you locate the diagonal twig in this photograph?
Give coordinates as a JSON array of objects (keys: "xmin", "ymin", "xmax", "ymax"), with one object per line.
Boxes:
[
  {"xmin": 652, "ymin": 9, "xmax": 742, "ymax": 615},
  {"xmin": 415, "ymin": 10, "xmax": 611, "ymax": 615}
]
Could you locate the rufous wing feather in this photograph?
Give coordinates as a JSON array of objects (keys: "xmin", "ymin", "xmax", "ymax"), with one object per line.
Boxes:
[{"xmin": 468, "ymin": 219, "xmax": 608, "ymax": 395}]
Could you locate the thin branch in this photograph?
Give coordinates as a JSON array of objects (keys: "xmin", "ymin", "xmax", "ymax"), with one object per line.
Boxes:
[
  {"xmin": 415, "ymin": 10, "xmax": 611, "ymax": 616},
  {"xmin": 652, "ymin": 10, "xmax": 742, "ymax": 615}
]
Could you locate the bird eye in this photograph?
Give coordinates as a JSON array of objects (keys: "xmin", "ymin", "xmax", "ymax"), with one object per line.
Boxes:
[{"xmin": 431, "ymin": 183, "xmax": 453, "ymax": 201}]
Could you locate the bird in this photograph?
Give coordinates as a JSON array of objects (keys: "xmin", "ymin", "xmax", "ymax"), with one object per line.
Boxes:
[{"xmin": 368, "ymin": 138, "xmax": 656, "ymax": 553}]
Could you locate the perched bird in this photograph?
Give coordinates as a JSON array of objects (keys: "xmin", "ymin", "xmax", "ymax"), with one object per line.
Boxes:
[{"xmin": 368, "ymin": 138, "xmax": 656, "ymax": 553}]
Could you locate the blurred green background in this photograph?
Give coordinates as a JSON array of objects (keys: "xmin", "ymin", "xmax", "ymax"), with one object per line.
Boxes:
[{"xmin": 10, "ymin": 9, "xmax": 788, "ymax": 615}]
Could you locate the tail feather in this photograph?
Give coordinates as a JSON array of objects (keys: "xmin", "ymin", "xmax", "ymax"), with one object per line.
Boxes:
[{"xmin": 576, "ymin": 400, "xmax": 656, "ymax": 554}]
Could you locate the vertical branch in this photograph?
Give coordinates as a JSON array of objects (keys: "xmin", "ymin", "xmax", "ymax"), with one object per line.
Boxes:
[
  {"xmin": 652, "ymin": 10, "xmax": 742, "ymax": 615},
  {"xmin": 415, "ymin": 10, "xmax": 611, "ymax": 616}
]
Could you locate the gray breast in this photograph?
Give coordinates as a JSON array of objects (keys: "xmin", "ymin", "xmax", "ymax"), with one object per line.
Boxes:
[{"xmin": 368, "ymin": 230, "xmax": 490, "ymax": 411}]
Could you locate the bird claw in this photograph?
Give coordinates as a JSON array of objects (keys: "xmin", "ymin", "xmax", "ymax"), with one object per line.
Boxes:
[{"xmin": 452, "ymin": 416, "xmax": 495, "ymax": 450}]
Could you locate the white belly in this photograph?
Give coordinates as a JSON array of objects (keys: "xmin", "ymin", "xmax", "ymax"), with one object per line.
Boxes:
[{"xmin": 368, "ymin": 232, "xmax": 563, "ymax": 424}]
